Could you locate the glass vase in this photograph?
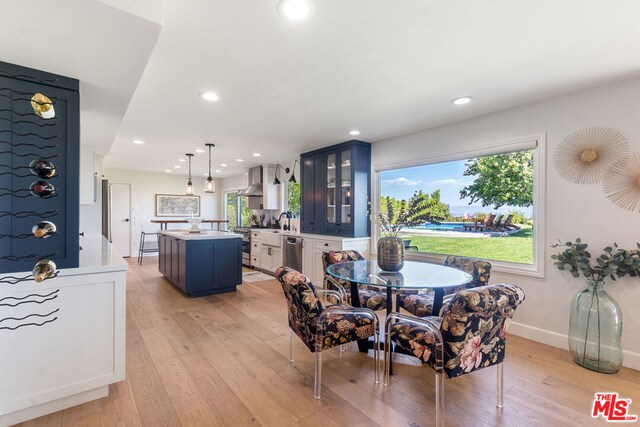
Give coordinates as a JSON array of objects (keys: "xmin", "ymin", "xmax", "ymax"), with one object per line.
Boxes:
[{"xmin": 568, "ymin": 279, "xmax": 623, "ymax": 374}]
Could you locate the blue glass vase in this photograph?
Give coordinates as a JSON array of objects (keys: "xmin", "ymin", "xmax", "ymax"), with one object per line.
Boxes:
[{"xmin": 568, "ymin": 280, "xmax": 623, "ymax": 374}]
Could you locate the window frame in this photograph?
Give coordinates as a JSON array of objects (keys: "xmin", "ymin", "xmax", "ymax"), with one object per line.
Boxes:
[
  {"xmin": 224, "ymin": 190, "xmax": 240, "ymax": 230},
  {"xmin": 372, "ymin": 133, "xmax": 546, "ymax": 278}
]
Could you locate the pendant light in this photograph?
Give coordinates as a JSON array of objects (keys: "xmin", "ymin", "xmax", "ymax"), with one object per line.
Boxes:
[
  {"xmin": 288, "ymin": 159, "xmax": 300, "ymax": 183},
  {"xmin": 186, "ymin": 153, "xmax": 194, "ymax": 195},
  {"xmin": 204, "ymin": 143, "xmax": 215, "ymax": 193}
]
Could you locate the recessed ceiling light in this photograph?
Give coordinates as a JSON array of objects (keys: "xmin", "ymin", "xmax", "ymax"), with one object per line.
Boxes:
[
  {"xmin": 220, "ymin": 163, "xmax": 227, "ymax": 167},
  {"xmin": 252, "ymin": 152, "xmax": 262, "ymax": 157},
  {"xmin": 349, "ymin": 130, "xmax": 360, "ymax": 136},
  {"xmin": 215, "ymin": 169, "xmax": 222, "ymax": 173},
  {"xmin": 235, "ymin": 158, "xmax": 245, "ymax": 162},
  {"xmin": 203, "ymin": 173, "xmax": 209, "ymax": 176},
  {"xmin": 165, "ymin": 169, "xmax": 172, "ymax": 173},
  {"xmin": 132, "ymin": 139, "xmax": 144, "ymax": 144},
  {"xmin": 451, "ymin": 96, "xmax": 474, "ymax": 105},
  {"xmin": 178, "ymin": 158, "xmax": 186, "ymax": 162},
  {"xmin": 195, "ymin": 149, "xmax": 205, "ymax": 153},
  {"xmin": 174, "ymin": 165, "xmax": 181, "ymax": 169},
  {"xmin": 278, "ymin": 0, "xmax": 313, "ymax": 20},
  {"xmin": 200, "ymin": 91, "xmax": 219, "ymax": 102}
]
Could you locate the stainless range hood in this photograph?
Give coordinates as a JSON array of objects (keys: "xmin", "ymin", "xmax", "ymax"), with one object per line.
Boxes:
[{"xmin": 239, "ymin": 166, "xmax": 263, "ymax": 196}]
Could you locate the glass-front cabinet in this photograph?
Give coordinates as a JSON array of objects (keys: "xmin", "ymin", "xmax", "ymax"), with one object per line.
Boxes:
[
  {"xmin": 300, "ymin": 140, "xmax": 370, "ymax": 238},
  {"xmin": 326, "ymin": 153, "xmax": 337, "ymax": 225}
]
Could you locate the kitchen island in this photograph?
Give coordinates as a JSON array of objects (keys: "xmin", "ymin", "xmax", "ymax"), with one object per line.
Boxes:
[{"xmin": 158, "ymin": 230, "xmax": 242, "ymax": 297}]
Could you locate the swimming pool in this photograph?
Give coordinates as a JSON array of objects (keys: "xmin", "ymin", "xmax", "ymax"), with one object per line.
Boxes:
[{"xmin": 411, "ymin": 222, "xmax": 473, "ymax": 231}]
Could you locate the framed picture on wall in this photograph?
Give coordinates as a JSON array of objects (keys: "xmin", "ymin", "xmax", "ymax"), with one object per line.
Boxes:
[{"xmin": 155, "ymin": 194, "xmax": 201, "ymax": 217}]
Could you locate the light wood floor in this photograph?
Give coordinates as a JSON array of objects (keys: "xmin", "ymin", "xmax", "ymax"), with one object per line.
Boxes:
[{"xmin": 15, "ymin": 258, "xmax": 640, "ymax": 426}]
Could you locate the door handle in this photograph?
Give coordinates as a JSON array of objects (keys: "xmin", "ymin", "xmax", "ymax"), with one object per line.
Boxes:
[
  {"xmin": 124, "ymin": 218, "xmax": 130, "ymax": 222},
  {"xmin": 268, "ymin": 247, "xmax": 272, "ymax": 256}
]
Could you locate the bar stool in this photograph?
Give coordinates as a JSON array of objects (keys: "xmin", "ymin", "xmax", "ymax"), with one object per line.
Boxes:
[{"xmin": 138, "ymin": 231, "xmax": 159, "ymax": 265}]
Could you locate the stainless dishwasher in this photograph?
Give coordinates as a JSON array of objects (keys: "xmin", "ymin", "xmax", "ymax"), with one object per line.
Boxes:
[{"xmin": 283, "ymin": 236, "xmax": 303, "ymax": 272}]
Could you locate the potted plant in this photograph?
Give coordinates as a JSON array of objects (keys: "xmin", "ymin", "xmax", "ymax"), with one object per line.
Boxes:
[
  {"xmin": 551, "ymin": 238, "xmax": 640, "ymax": 373},
  {"xmin": 372, "ymin": 191, "xmax": 448, "ymax": 271}
]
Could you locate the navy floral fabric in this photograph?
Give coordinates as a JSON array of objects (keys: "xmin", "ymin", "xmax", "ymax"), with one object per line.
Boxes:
[
  {"xmin": 276, "ymin": 267, "xmax": 375, "ymax": 352},
  {"xmin": 390, "ymin": 284, "xmax": 525, "ymax": 378},
  {"xmin": 442, "ymin": 256, "xmax": 492, "ymax": 294},
  {"xmin": 398, "ymin": 257, "xmax": 492, "ymax": 317},
  {"xmin": 397, "ymin": 293, "xmax": 435, "ymax": 317},
  {"xmin": 322, "ymin": 250, "xmax": 388, "ymax": 311}
]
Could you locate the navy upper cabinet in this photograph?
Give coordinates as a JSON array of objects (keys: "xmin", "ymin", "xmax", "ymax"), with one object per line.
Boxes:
[
  {"xmin": 0, "ymin": 61, "xmax": 79, "ymax": 274},
  {"xmin": 300, "ymin": 140, "xmax": 370, "ymax": 238}
]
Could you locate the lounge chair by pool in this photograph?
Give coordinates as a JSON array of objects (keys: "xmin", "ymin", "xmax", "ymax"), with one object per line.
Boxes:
[
  {"xmin": 463, "ymin": 213, "xmax": 495, "ymax": 231},
  {"xmin": 501, "ymin": 214, "xmax": 521, "ymax": 230}
]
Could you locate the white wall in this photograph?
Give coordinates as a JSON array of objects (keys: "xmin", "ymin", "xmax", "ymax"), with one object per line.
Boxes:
[
  {"xmin": 103, "ymin": 168, "xmax": 221, "ymax": 253},
  {"xmin": 373, "ymin": 77, "xmax": 640, "ymax": 369}
]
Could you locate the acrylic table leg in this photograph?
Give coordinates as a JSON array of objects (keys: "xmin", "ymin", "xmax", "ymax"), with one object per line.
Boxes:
[{"xmin": 351, "ymin": 282, "xmax": 369, "ymax": 353}]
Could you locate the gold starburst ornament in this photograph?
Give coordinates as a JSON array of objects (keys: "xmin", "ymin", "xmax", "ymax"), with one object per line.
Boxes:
[
  {"xmin": 554, "ymin": 127, "xmax": 629, "ymax": 184},
  {"xmin": 603, "ymin": 153, "xmax": 640, "ymax": 213}
]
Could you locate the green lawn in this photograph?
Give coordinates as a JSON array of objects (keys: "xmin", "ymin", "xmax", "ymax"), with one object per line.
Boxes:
[{"xmin": 400, "ymin": 226, "xmax": 533, "ymax": 264}]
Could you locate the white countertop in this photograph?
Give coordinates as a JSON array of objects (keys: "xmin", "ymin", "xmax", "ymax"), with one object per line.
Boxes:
[
  {"xmin": 0, "ymin": 235, "xmax": 127, "ymax": 280},
  {"xmin": 251, "ymin": 228, "xmax": 370, "ymax": 241},
  {"xmin": 160, "ymin": 230, "xmax": 242, "ymax": 240}
]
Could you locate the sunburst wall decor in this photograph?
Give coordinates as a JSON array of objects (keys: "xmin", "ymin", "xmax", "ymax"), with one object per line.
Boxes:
[
  {"xmin": 554, "ymin": 126, "xmax": 630, "ymax": 184},
  {"xmin": 603, "ymin": 153, "xmax": 640, "ymax": 213}
]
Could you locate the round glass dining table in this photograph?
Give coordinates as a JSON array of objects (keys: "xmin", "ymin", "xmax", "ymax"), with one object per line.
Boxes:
[{"xmin": 326, "ymin": 259, "xmax": 473, "ymax": 317}]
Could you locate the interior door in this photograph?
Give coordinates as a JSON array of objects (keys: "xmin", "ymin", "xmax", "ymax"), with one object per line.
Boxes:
[{"xmin": 109, "ymin": 183, "xmax": 132, "ymax": 257}]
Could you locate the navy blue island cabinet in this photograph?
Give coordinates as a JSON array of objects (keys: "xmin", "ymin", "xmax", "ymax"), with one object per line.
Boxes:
[
  {"xmin": 158, "ymin": 231, "xmax": 242, "ymax": 297},
  {"xmin": 300, "ymin": 140, "xmax": 371, "ymax": 238}
]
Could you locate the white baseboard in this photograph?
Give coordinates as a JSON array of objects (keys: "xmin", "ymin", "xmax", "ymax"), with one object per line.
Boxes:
[
  {"xmin": 509, "ymin": 321, "xmax": 640, "ymax": 371},
  {"xmin": 0, "ymin": 386, "xmax": 109, "ymax": 427}
]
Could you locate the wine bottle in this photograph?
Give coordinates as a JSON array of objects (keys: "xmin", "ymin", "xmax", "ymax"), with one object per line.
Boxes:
[
  {"xmin": 29, "ymin": 159, "xmax": 56, "ymax": 179},
  {"xmin": 32, "ymin": 221, "xmax": 56, "ymax": 238},
  {"xmin": 30, "ymin": 93, "xmax": 56, "ymax": 119},
  {"xmin": 32, "ymin": 259, "xmax": 57, "ymax": 283},
  {"xmin": 29, "ymin": 180, "xmax": 57, "ymax": 199}
]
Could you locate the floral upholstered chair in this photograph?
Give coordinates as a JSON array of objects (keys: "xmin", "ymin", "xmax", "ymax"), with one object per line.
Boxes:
[
  {"xmin": 384, "ymin": 284, "xmax": 525, "ymax": 427},
  {"xmin": 275, "ymin": 266, "xmax": 379, "ymax": 399},
  {"xmin": 398, "ymin": 256, "xmax": 492, "ymax": 317},
  {"xmin": 322, "ymin": 250, "xmax": 387, "ymax": 311}
]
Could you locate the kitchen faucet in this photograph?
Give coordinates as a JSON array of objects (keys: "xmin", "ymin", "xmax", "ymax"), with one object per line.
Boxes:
[{"xmin": 278, "ymin": 211, "xmax": 292, "ymax": 231}]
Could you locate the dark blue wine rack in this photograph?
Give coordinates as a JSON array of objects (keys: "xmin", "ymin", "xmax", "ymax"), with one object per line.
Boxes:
[{"xmin": 0, "ymin": 61, "xmax": 79, "ymax": 275}]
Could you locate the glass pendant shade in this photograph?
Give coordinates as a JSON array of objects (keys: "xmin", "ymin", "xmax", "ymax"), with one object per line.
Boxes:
[
  {"xmin": 186, "ymin": 153, "xmax": 194, "ymax": 195},
  {"xmin": 204, "ymin": 143, "xmax": 215, "ymax": 193},
  {"xmin": 205, "ymin": 176, "xmax": 215, "ymax": 193}
]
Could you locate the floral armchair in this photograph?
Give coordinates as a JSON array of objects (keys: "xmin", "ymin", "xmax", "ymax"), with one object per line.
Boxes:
[
  {"xmin": 275, "ymin": 266, "xmax": 379, "ymax": 399},
  {"xmin": 384, "ymin": 283, "xmax": 525, "ymax": 427},
  {"xmin": 322, "ymin": 250, "xmax": 387, "ymax": 311},
  {"xmin": 398, "ymin": 256, "xmax": 492, "ymax": 317}
]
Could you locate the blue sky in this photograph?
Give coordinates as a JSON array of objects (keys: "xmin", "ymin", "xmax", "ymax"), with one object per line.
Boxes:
[{"xmin": 380, "ymin": 159, "xmax": 533, "ymax": 217}]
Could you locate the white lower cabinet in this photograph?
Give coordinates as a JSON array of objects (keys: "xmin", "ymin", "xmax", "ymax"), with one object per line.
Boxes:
[
  {"xmin": 301, "ymin": 235, "xmax": 370, "ymax": 286},
  {"xmin": 0, "ymin": 268, "xmax": 126, "ymax": 426},
  {"xmin": 259, "ymin": 245, "xmax": 282, "ymax": 273}
]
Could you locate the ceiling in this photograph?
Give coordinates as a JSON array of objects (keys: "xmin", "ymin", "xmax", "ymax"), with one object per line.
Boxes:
[
  {"xmin": 4, "ymin": 1, "xmax": 640, "ymax": 180},
  {"xmin": 0, "ymin": 0, "xmax": 161, "ymax": 154}
]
